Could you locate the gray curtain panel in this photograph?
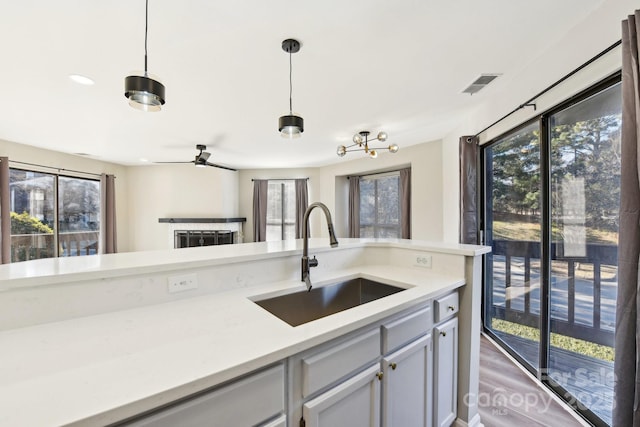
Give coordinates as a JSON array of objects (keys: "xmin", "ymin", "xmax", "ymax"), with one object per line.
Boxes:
[
  {"xmin": 295, "ymin": 179, "xmax": 308, "ymax": 239},
  {"xmin": 0, "ymin": 157, "xmax": 10, "ymax": 263},
  {"xmin": 253, "ymin": 179, "xmax": 268, "ymax": 242},
  {"xmin": 348, "ymin": 176, "xmax": 360, "ymax": 238},
  {"xmin": 399, "ymin": 168, "xmax": 411, "ymax": 239},
  {"xmin": 614, "ymin": 10, "xmax": 640, "ymax": 427},
  {"xmin": 459, "ymin": 136, "xmax": 479, "ymax": 244},
  {"xmin": 100, "ymin": 173, "xmax": 117, "ymax": 254}
]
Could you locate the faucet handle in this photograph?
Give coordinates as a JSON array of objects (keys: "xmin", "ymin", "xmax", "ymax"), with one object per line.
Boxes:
[{"xmin": 309, "ymin": 255, "xmax": 318, "ymax": 268}]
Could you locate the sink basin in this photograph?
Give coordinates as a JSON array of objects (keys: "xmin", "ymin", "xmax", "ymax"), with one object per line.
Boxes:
[{"xmin": 253, "ymin": 278, "xmax": 406, "ymax": 326}]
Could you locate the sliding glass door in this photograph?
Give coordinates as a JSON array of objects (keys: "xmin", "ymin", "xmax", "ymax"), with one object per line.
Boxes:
[
  {"xmin": 483, "ymin": 121, "xmax": 542, "ymax": 370},
  {"xmin": 482, "ymin": 75, "xmax": 620, "ymax": 426}
]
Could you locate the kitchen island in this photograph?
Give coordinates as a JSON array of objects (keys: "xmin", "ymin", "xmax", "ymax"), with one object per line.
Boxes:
[{"xmin": 0, "ymin": 238, "xmax": 489, "ymax": 426}]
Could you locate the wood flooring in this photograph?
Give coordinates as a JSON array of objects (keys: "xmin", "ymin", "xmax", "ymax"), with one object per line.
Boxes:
[{"xmin": 478, "ymin": 334, "xmax": 589, "ymax": 427}]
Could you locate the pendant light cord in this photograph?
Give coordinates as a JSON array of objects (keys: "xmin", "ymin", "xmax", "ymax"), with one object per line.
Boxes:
[
  {"xmin": 144, "ymin": 0, "xmax": 149, "ymax": 74},
  {"xmin": 289, "ymin": 50, "xmax": 293, "ymax": 114}
]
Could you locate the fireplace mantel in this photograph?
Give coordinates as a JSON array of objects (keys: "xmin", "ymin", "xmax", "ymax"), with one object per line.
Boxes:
[
  {"xmin": 159, "ymin": 218, "xmax": 246, "ymax": 248},
  {"xmin": 158, "ymin": 217, "xmax": 246, "ymax": 224}
]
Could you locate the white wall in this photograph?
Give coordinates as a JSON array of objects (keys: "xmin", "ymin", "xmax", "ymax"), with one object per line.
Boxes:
[
  {"xmin": 126, "ymin": 164, "xmax": 239, "ymax": 251},
  {"xmin": 0, "ymin": 139, "xmax": 131, "ymax": 252},
  {"xmin": 440, "ymin": 0, "xmax": 633, "ymax": 243}
]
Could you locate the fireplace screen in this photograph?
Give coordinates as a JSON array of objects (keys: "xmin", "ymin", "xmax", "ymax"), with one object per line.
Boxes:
[{"xmin": 174, "ymin": 230, "xmax": 236, "ymax": 248}]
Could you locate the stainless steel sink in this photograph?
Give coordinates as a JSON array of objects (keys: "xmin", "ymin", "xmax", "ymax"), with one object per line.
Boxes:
[{"xmin": 253, "ymin": 278, "xmax": 406, "ymax": 327}]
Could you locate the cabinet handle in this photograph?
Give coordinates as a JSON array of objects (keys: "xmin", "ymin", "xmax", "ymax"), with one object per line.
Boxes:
[
  {"xmin": 376, "ymin": 372, "xmax": 384, "ymax": 381},
  {"xmin": 448, "ymin": 305, "xmax": 456, "ymax": 311},
  {"xmin": 440, "ymin": 331, "xmax": 447, "ymax": 337},
  {"xmin": 390, "ymin": 362, "xmax": 397, "ymax": 370}
]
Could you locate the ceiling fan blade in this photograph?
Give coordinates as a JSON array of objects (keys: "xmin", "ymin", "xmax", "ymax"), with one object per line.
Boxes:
[
  {"xmin": 205, "ymin": 161, "xmax": 237, "ymax": 172},
  {"xmin": 153, "ymin": 161, "xmax": 195, "ymax": 164}
]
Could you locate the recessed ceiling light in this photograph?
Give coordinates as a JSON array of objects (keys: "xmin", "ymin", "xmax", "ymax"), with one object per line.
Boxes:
[{"xmin": 69, "ymin": 74, "xmax": 95, "ymax": 86}]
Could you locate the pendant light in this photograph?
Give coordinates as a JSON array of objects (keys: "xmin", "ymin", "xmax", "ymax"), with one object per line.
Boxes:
[
  {"xmin": 278, "ymin": 39, "xmax": 304, "ymax": 138},
  {"xmin": 124, "ymin": 0, "xmax": 165, "ymax": 112}
]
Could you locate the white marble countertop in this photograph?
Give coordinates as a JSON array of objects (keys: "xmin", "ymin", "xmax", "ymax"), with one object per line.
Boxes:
[{"xmin": 0, "ymin": 264, "xmax": 464, "ymax": 427}]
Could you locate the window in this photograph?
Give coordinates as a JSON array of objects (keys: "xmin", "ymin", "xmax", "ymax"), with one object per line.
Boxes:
[
  {"xmin": 359, "ymin": 172, "xmax": 402, "ymax": 238},
  {"xmin": 9, "ymin": 168, "xmax": 100, "ymax": 262},
  {"xmin": 266, "ymin": 180, "xmax": 296, "ymax": 241},
  {"xmin": 481, "ymin": 75, "xmax": 620, "ymax": 426}
]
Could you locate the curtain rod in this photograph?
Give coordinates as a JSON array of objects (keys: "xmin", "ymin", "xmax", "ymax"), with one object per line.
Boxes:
[
  {"xmin": 251, "ymin": 177, "xmax": 308, "ymax": 181},
  {"xmin": 4, "ymin": 159, "xmax": 108, "ymax": 178},
  {"xmin": 347, "ymin": 169, "xmax": 405, "ymax": 179},
  {"xmin": 473, "ymin": 39, "xmax": 622, "ymax": 139}
]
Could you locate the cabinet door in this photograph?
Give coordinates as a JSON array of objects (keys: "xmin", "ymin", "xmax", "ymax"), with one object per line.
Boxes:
[
  {"xmin": 123, "ymin": 364, "xmax": 284, "ymax": 427},
  {"xmin": 302, "ymin": 364, "xmax": 381, "ymax": 427},
  {"xmin": 259, "ymin": 414, "xmax": 286, "ymax": 427},
  {"xmin": 433, "ymin": 318, "xmax": 458, "ymax": 427},
  {"xmin": 382, "ymin": 333, "xmax": 432, "ymax": 427}
]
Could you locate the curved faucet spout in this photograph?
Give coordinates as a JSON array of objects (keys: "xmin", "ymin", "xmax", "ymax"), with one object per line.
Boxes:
[{"xmin": 301, "ymin": 202, "xmax": 339, "ymax": 291}]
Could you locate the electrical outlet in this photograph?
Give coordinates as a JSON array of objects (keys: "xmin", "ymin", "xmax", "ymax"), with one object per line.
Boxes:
[
  {"xmin": 414, "ymin": 254, "xmax": 432, "ymax": 268},
  {"xmin": 168, "ymin": 273, "xmax": 198, "ymax": 293}
]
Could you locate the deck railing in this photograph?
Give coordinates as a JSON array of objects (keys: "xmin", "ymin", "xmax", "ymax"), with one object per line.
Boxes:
[
  {"xmin": 490, "ymin": 239, "xmax": 617, "ymax": 347},
  {"xmin": 11, "ymin": 231, "xmax": 99, "ymax": 262}
]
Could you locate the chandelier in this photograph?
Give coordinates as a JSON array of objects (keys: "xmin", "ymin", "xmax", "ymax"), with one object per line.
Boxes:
[{"xmin": 337, "ymin": 131, "xmax": 399, "ymax": 158}]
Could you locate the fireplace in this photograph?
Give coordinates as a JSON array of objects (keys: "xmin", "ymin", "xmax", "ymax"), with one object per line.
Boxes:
[
  {"xmin": 159, "ymin": 217, "xmax": 246, "ymax": 249},
  {"xmin": 174, "ymin": 230, "xmax": 237, "ymax": 248}
]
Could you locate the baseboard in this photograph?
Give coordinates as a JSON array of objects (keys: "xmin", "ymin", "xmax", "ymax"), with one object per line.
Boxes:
[{"xmin": 453, "ymin": 413, "xmax": 484, "ymax": 427}]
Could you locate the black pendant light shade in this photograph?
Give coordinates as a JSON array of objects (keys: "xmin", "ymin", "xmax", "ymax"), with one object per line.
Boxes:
[
  {"xmin": 125, "ymin": 75, "xmax": 165, "ymax": 112},
  {"xmin": 279, "ymin": 114, "xmax": 304, "ymax": 138},
  {"xmin": 125, "ymin": 0, "xmax": 165, "ymax": 112},
  {"xmin": 279, "ymin": 39, "xmax": 303, "ymax": 138}
]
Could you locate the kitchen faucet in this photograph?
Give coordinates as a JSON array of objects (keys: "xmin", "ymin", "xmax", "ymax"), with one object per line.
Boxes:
[{"xmin": 301, "ymin": 202, "xmax": 339, "ymax": 291}]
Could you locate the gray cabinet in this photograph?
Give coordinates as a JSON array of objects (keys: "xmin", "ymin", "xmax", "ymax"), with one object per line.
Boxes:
[
  {"xmin": 382, "ymin": 333, "xmax": 433, "ymax": 427},
  {"xmin": 294, "ymin": 303, "xmax": 438, "ymax": 427},
  {"xmin": 122, "ymin": 364, "xmax": 285, "ymax": 427},
  {"xmin": 302, "ymin": 364, "xmax": 381, "ymax": 427},
  {"xmin": 433, "ymin": 317, "xmax": 458, "ymax": 427}
]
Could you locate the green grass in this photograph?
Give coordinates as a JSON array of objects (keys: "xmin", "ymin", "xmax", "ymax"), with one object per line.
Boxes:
[
  {"xmin": 491, "ymin": 319, "xmax": 614, "ymax": 362},
  {"xmin": 493, "ymin": 220, "xmax": 618, "ymax": 245}
]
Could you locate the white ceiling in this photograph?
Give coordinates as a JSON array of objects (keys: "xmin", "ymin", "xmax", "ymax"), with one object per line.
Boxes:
[{"xmin": 0, "ymin": 0, "xmax": 609, "ymax": 169}]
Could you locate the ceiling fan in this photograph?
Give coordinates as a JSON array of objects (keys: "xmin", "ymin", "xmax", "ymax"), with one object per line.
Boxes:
[{"xmin": 155, "ymin": 145, "xmax": 237, "ymax": 171}]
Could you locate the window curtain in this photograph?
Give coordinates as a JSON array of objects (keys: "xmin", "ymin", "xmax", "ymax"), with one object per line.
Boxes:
[
  {"xmin": 459, "ymin": 136, "xmax": 479, "ymax": 244},
  {"xmin": 399, "ymin": 167, "xmax": 411, "ymax": 239},
  {"xmin": 348, "ymin": 176, "xmax": 360, "ymax": 238},
  {"xmin": 253, "ymin": 179, "xmax": 268, "ymax": 242},
  {"xmin": 0, "ymin": 157, "xmax": 10, "ymax": 263},
  {"xmin": 614, "ymin": 10, "xmax": 640, "ymax": 426},
  {"xmin": 295, "ymin": 179, "xmax": 308, "ymax": 239},
  {"xmin": 99, "ymin": 173, "xmax": 117, "ymax": 254}
]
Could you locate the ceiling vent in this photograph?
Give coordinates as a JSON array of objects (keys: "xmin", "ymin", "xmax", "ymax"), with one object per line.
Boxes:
[{"xmin": 462, "ymin": 74, "xmax": 501, "ymax": 95}]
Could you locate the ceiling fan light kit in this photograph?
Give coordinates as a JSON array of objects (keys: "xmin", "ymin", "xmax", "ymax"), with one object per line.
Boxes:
[
  {"xmin": 278, "ymin": 38, "xmax": 304, "ymax": 138},
  {"xmin": 337, "ymin": 131, "xmax": 398, "ymax": 159},
  {"xmin": 125, "ymin": 0, "xmax": 165, "ymax": 112}
]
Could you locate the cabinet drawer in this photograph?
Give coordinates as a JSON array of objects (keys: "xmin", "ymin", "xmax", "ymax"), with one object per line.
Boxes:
[
  {"xmin": 434, "ymin": 292, "xmax": 459, "ymax": 323},
  {"xmin": 124, "ymin": 364, "xmax": 284, "ymax": 427},
  {"xmin": 381, "ymin": 305, "xmax": 432, "ymax": 354},
  {"xmin": 302, "ymin": 328, "xmax": 380, "ymax": 398}
]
